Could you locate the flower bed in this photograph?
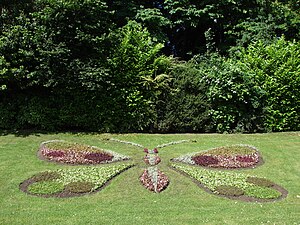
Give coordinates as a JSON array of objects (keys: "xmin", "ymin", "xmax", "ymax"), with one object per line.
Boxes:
[
  {"xmin": 172, "ymin": 144, "xmax": 261, "ymax": 169},
  {"xmin": 171, "ymin": 163, "xmax": 286, "ymax": 202},
  {"xmin": 143, "ymin": 148, "xmax": 161, "ymax": 166},
  {"xmin": 140, "ymin": 167, "xmax": 169, "ymax": 193},
  {"xmin": 20, "ymin": 163, "xmax": 135, "ymax": 197},
  {"xmin": 144, "ymin": 155, "xmax": 161, "ymax": 166},
  {"xmin": 39, "ymin": 140, "xmax": 130, "ymax": 165}
]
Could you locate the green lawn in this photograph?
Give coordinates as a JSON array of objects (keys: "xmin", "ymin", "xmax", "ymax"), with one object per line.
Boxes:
[{"xmin": 0, "ymin": 132, "xmax": 299, "ymax": 224}]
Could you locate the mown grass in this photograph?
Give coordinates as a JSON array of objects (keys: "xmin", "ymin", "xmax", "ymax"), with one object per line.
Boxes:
[{"xmin": 0, "ymin": 132, "xmax": 299, "ymax": 224}]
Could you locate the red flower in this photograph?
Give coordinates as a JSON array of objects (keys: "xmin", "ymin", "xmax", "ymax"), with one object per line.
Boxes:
[
  {"xmin": 153, "ymin": 148, "xmax": 158, "ymax": 153},
  {"xmin": 144, "ymin": 148, "xmax": 149, "ymax": 153}
]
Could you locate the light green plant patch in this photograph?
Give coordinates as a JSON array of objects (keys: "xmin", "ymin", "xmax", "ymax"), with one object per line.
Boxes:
[
  {"xmin": 171, "ymin": 163, "xmax": 282, "ymax": 200},
  {"xmin": 27, "ymin": 181, "xmax": 65, "ymax": 195},
  {"xmin": 56, "ymin": 163, "xmax": 134, "ymax": 191},
  {"xmin": 244, "ymin": 185, "xmax": 282, "ymax": 199}
]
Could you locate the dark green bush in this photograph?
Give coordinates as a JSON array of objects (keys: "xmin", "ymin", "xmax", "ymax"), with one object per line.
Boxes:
[
  {"xmin": 239, "ymin": 37, "xmax": 300, "ymax": 131},
  {"xmin": 155, "ymin": 61, "xmax": 210, "ymax": 132},
  {"xmin": 0, "ymin": 0, "xmax": 299, "ymax": 133},
  {"xmin": 181, "ymin": 54, "xmax": 266, "ymax": 133},
  {"xmin": 0, "ymin": 97, "xmax": 18, "ymax": 129}
]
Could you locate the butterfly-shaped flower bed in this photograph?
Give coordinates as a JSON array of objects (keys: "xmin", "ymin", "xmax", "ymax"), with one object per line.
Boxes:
[
  {"xmin": 21, "ymin": 139, "xmax": 287, "ymax": 201},
  {"xmin": 39, "ymin": 140, "xmax": 129, "ymax": 165},
  {"xmin": 172, "ymin": 144, "xmax": 262, "ymax": 169}
]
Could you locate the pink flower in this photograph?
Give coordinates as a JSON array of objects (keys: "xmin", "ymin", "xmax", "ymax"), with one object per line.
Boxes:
[
  {"xmin": 153, "ymin": 148, "xmax": 158, "ymax": 153},
  {"xmin": 144, "ymin": 148, "xmax": 149, "ymax": 153}
]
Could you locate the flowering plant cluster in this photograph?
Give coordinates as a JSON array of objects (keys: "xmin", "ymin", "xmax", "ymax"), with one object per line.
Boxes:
[
  {"xmin": 143, "ymin": 148, "xmax": 161, "ymax": 166},
  {"xmin": 144, "ymin": 154, "xmax": 161, "ymax": 166},
  {"xmin": 39, "ymin": 140, "xmax": 129, "ymax": 165},
  {"xmin": 143, "ymin": 148, "xmax": 158, "ymax": 154},
  {"xmin": 140, "ymin": 167, "xmax": 169, "ymax": 193},
  {"xmin": 172, "ymin": 144, "xmax": 261, "ymax": 169}
]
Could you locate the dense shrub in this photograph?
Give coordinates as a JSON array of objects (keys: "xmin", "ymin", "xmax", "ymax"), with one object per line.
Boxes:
[
  {"xmin": 192, "ymin": 54, "xmax": 266, "ymax": 133},
  {"xmin": 0, "ymin": 0, "xmax": 299, "ymax": 133},
  {"xmin": 155, "ymin": 61, "xmax": 210, "ymax": 132},
  {"xmin": 0, "ymin": 95, "xmax": 18, "ymax": 129},
  {"xmin": 238, "ymin": 37, "xmax": 300, "ymax": 131}
]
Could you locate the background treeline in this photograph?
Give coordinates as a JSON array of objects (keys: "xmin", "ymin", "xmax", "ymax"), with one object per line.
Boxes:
[{"xmin": 0, "ymin": 0, "xmax": 299, "ymax": 133}]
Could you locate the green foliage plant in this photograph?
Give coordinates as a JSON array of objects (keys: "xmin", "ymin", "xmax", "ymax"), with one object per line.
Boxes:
[
  {"xmin": 56, "ymin": 164, "xmax": 133, "ymax": 190},
  {"xmin": 246, "ymin": 177, "xmax": 275, "ymax": 188},
  {"xmin": 155, "ymin": 59, "xmax": 210, "ymax": 132},
  {"xmin": 195, "ymin": 54, "xmax": 265, "ymax": 133},
  {"xmin": 103, "ymin": 20, "xmax": 170, "ymax": 131},
  {"xmin": 31, "ymin": 171, "xmax": 61, "ymax": 182},
  {"xmin": 239, "ymin": 37, "xmax": 300, "ymax": 131},
  {"xmin": 64, "ymin": 181, "xmax": 95, "ymax": 193},
  {"xmin": 215, "ymin": 185, "xmax": 244, "ymax": 196},
  {"xmin": 27, "ymin": 181, "xmax": 65, "ymax": 195},
  {"xmin": 244, "ymin": 185, "xmax": 282, "ymax": 199}
]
